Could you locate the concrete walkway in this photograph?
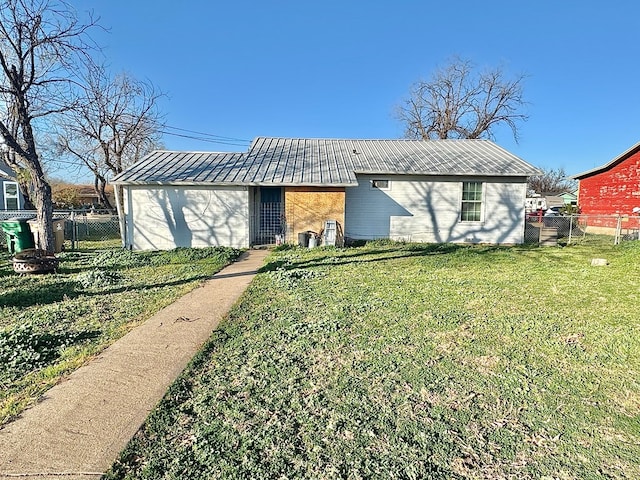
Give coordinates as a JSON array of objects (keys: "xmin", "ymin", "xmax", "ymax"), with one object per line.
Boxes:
[{"xmin": 0, "ymin": 249, "xmax": 270, "ymax": 480}]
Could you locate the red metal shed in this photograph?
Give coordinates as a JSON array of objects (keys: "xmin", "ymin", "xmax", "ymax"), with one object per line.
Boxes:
[{"xmin": 573, "ymin": 141, "xmax": 640, "ymax": 227}]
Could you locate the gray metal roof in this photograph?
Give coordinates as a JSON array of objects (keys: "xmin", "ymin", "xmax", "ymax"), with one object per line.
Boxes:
[
  {"xmin": 113, "ymin": 137, "xmax": 541, "ymax": 186},
  {"xmin": 112, "ymin": 151, "xmax": 250, "ymax": 184}
]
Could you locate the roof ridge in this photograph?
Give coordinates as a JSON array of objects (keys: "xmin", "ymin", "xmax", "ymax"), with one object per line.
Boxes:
[
  {"xmin": 252, "ymin": 136, "xmax": 492, "ymax": 142},
  {"xmin": 149, "ymin": 149, "xmax": 245, "ymax": 155}
]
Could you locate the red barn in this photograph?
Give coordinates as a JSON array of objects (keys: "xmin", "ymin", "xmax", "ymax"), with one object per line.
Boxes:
[{"xmin": 573, "ymin": 141, "xmax": 640, "ymax": 228}]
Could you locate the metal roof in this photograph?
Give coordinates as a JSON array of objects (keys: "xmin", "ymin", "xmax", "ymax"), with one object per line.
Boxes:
[
  {"xmin": 113, "ymin": 137, "xmax": 541, "ymax": 185},
  {"xmin": 112, "ymin": 151, "xmax": 250, "ymax": 185}
]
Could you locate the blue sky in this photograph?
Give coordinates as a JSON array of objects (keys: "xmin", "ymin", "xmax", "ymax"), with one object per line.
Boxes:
[{"xmin": 77, "ymin": 0, "xmax": 640, "ymax": 178}]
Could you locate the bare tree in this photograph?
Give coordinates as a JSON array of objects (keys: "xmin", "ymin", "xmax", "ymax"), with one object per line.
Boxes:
[
  {"xmin": 397, "ymin": 57, "xmax": 528, "ymax": 142},
  {"xmin": 0, "ymin": 0, "xmax": 96, "ymax": 252},
  {"xmin": 527, "ymin": 167, "xmax": 576, "ymax": 195},
  {"xmin": 56, "ymin": 66, "xmax": 164, "ymax": 211}
]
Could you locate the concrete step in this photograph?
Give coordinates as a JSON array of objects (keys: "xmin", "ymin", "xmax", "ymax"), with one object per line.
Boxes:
[{"xmin": 539, "ymin": 227, "xmax": 558, "ymax": 246}]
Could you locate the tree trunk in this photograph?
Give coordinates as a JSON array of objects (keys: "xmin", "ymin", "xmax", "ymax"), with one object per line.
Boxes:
[
  {"xmin": 95, "ymin": 175, "xmax": 113, "ymax": 210},
  {"xmin": 31, "ymin": 172, "xmax": 54, "ymax": 253},
  {"xmin": 15, "ymin": 102, "xmax": 55, "ymax": 253}
]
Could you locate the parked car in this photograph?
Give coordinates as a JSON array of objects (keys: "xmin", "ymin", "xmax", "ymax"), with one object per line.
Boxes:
[{"xmin": 544, "ymin": 207, "xmax": 561, "ymax": 216}]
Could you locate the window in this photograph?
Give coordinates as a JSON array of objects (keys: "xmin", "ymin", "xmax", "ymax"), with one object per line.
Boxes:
[
  {"xmin": 3, "ymin": 181, "xmax": 19, "ymax": 210},
  {"xmin": 460, "ymin": 181, "xmax": 482, "ymax": 222},
  {"xmin": 371, "ymin": 179, "xmax": 389, "ymax": 190}
]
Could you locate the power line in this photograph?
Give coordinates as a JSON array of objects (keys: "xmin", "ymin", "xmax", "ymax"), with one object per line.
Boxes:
[
  {"xmin": 162, "ymin": 125, "xmax": 251, "ymax": 147},
  {"xmin": 159, "ymin": 130, "xmax": 250, "ymax": 147},
  {"xmin": 163, "ymin": 125, "xmax": 250, "ymax": 143}
]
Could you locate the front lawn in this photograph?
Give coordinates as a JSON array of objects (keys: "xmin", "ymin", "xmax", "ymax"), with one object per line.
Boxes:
[
  {"xmin": 107, "ymin": 242, "xmax": 640, "ymax": 479},
  {"xmin": 0, "ymin": 243, "xmax": 241, "ymax": 425}
]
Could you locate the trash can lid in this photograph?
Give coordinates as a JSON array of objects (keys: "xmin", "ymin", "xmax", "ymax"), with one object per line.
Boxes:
[
  {"xmin": 1, "ymin": 218, "xmax": 33, "ymax": 229},
  {"xmin": 2, "ymin": 216, "xmax": 35, "ymax": 223}
]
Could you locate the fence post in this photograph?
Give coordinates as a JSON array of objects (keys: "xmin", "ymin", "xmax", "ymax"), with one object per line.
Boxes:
[
  {"xmin": 568, "ymin": 214, "xmax": 573, "ymax": 244},
  {"xmin": 70, "ymin": 209, "xmax": 76, "ymax": 250}
]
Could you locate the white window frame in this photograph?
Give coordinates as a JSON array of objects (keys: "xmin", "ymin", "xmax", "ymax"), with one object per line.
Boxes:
[
  {"xmin": 3, "ymin": 181, "xmax": 19, "ymax": 210},
  {"xmin": 460, "ymin": 181, "xmax": 484, "ymax": 223}
]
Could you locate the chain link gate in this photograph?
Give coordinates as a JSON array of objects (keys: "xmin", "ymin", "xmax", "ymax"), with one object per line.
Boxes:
[{"xmin": 0, "ymin": 210, "xmax": 121, "ymax": 250}]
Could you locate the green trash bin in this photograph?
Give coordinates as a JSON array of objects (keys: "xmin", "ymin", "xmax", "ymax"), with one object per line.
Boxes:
[{"xmin": 1, "ymin": 218, "xmax": 35, "ymax": 254}]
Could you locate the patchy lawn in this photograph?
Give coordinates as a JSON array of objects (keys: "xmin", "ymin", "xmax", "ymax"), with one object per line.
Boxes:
[
  {"xmin": 0, "ymin": 243, "xmax": 241, "ymax": 425},
  {"xmin": 106, "ymin": 241, "xmax": 640, "ymax": 480}
]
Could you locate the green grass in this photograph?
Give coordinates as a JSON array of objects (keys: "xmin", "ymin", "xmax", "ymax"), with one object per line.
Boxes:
[
  {"xmin": 107, "ymin": 242, "xmax": 640, "ymax": 480},
  {"xmin": 0, "ymin": 244, "xmax": 242, "ymax": 425}
]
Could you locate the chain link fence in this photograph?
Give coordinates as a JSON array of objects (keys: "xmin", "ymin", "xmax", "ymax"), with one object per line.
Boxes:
[
  {"xmin": 0, "ymin": 209, "xmax": 121, "ymax": 250},
  {"xmin": 525, "ymin": 213, "xmax": 640, "ymax": 245},
  {"xmin": 3, "ymin": 209, "xmax": 638, "ymax": 251}
]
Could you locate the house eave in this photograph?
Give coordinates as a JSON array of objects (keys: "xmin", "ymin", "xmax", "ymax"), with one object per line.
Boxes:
[
  {"xmin": 112, "ymin": 180, "xmax": 358, "ymax": 188},
  {"xmin": 572, "ymin": 140, "xmax": 640, "ymax": 180},
  {"xmin": 354, "ymin": 170, "xmax": 540, "ymax": 177}
]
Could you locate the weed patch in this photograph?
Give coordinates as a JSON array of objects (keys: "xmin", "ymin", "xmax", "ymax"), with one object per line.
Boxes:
[
  {"xmin": 91, "ymin": 248, "xmax": 147, "ymax": 269},
  {"xmin": 0, "ymin": 321, "xmax": 99, "ymax": 382},
  {"xmin": 76, "ymin": 269, "xmax": 125, "ymax": 289},
  {"xmin": 267, "ymin": 267, "xmax": 323, "ymax": 289}
]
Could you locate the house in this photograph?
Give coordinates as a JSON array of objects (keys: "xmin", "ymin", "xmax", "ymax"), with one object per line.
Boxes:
[
  {"xmin": 558, "ymin": 190, "xmax": 577, "ymax": 207},
  {"xmin": 52, "ymin": 183, "xmax": 116, "ymax": 210},
  {"xmin": 541, "ymin": 194, "xmax": 565, "ymax": 210},
  {"xmin": 75, "ymin": 184, "xmax": 116, "ymax": 209},
  {"xmin": 573, "ymin": 141, "xmax": 640, "ymax": 228},
  {"xmin": 0, "ymin": 159, "xmax": 25, "ymax": 211},
  {"xmin": 112, "ymin": 137, "xmax": 541, "ymax": 250}
]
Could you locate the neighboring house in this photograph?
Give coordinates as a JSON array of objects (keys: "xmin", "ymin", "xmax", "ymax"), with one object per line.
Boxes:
[
  {"xmin": 112, "ymin": 137, "xmax": 541, "ymax": 250},
  {"xmin": 558, "ymin": 190, "xmax": 577, "ymax": 206},
  {"xmin": 542, "ymin": 194, "xmax": 565, "ymax": 210},
  {"xmin": 73, "ymin": 184, "xmax": 115, "ymax": 209},
  {"xmin": 573, "ymin": 141, "xmax": 640, "ymax": 227},
  {"xmin": 0, "ymin": 160, "xmax": 24, "ymax": 211}
]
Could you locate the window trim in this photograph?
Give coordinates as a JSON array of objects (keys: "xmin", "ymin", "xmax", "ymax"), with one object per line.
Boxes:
[
  {"xmin": 460, "ymin": 181, "xmax": 484, "ymax": 223},
  {"xmin": 370, "ymin": 179, "xmax": 390, "ymax": 190},
  {"xmin": 3, "ymin": 181, "xmax": 19, "ymax": 210}
]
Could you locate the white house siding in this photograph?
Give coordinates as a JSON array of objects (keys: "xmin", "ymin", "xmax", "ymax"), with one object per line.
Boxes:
[
  {"xmin": 345, "ymin": 175, "xmax": 527, "ymax": 244},
  {"xmin": 123, "ymin": 185, "xmax": 249, "ymax": 250}
]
